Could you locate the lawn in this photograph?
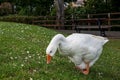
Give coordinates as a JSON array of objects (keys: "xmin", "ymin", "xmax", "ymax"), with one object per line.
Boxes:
[{"xmin": 0, "ymin": 22, "xmax": 120, "ymax": 80}]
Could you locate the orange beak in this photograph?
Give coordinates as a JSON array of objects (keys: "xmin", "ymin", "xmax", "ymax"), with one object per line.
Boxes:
[{"xmin": 47, "ymin": 54, "xmax": 52, "ymax": 64}]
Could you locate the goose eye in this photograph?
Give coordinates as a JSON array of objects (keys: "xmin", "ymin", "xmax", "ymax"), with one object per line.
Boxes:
[{"xmin": 50, "ymin": 51, "xmax": 52, "ymax": 53}]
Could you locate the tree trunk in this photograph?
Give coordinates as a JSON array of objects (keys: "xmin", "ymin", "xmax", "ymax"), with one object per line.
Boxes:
[{"xmin": 54, "ymin": 0, "xmax": 64, "ymax": 29}]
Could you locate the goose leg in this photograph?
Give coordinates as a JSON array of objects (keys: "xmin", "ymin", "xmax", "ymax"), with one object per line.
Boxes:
[{"xmin": 82, "ymin": 62, "xmax": 89, "ymax": 75}]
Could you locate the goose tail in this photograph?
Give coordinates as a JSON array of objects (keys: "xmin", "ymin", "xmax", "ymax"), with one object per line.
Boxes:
[{"xmin": 103, "ymin": 37, "xmax": 109, "ymax": 44}]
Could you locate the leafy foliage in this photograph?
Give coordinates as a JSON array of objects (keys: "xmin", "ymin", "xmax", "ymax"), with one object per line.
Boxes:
[
  {"xmin": 110, "ymin": 0, "xmax": 120, "ymax": 12},
  {"xmin": 0, "ymin": 0, "xmax": 120, "ymax": 16},
  {"xmin": 84, "ymin": 0, "xmax": 107, "ymax": 13},
  {"xmin": 0, "ymin": 0, "xmax": 54, "ymax": 16}
]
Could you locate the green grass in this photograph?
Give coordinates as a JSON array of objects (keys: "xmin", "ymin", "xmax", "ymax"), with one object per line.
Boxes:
[{"xmin": 0, "ymin": 22, "xmax": 120, "ymax": 80}]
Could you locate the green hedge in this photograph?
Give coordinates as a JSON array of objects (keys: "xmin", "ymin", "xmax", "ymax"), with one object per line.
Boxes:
[{"xmin": 0, "ymin": 15, "xmax": 39, "ymax": 24}]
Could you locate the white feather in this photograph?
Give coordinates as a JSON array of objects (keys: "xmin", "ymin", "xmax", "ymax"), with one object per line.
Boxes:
[{"xmin": 46, "ymin": 33, "xmax": 109, "ymax": 69}]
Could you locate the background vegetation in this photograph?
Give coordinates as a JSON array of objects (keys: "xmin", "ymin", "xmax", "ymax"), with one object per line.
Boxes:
[{"xmin": 0, "ymin": 0, "xmax": 120, "ymax": 16}]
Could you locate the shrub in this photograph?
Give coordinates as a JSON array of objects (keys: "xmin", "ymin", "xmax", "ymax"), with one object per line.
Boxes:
[
  {"xmin": 0, "ymin": 2, "xmax": 12, "ymax": 16},
  {"xmin": 0, "ymin": 15, "xmax": 38, "ymax": 24}
]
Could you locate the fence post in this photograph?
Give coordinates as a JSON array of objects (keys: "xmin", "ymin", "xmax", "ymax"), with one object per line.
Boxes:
[
  {"xmin": 108, "ymin": 13, "xmax": 111, "ymax": 31},
  {"xmin": 87, "ymin": 14, "xmax": 91, "ymax": 30},
  {"xmin": 97, "ymin": 18, "xmax": 106, "ymax": 36},
  {"xmin": 87, "ymin": 14, "xmax": 90, "ymax": 25}
]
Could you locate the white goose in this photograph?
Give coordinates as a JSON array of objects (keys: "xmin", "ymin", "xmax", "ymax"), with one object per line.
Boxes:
[{"xmin": 46, "ymin": 33, "xmax": 109, "ymax": 75}]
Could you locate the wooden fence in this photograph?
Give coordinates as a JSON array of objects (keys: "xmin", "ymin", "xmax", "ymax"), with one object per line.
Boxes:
[{"xmin": 32, "ymin": 12, "xmax": 120, "ymax": 30}]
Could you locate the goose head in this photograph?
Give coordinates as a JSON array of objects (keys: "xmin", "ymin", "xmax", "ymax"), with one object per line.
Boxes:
[
  {"xmin": 46, "ymin": 34, "xmax": 66, "ymax": 64},
  {"xmin": 46, "ymin": 44, "xmax": 58, "ymax": 64}
]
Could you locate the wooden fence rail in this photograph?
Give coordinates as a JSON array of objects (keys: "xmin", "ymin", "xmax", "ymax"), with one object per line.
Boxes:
[{"xmin": 32, "ymin": 12, "xmax": 120, "ymax": 31}]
